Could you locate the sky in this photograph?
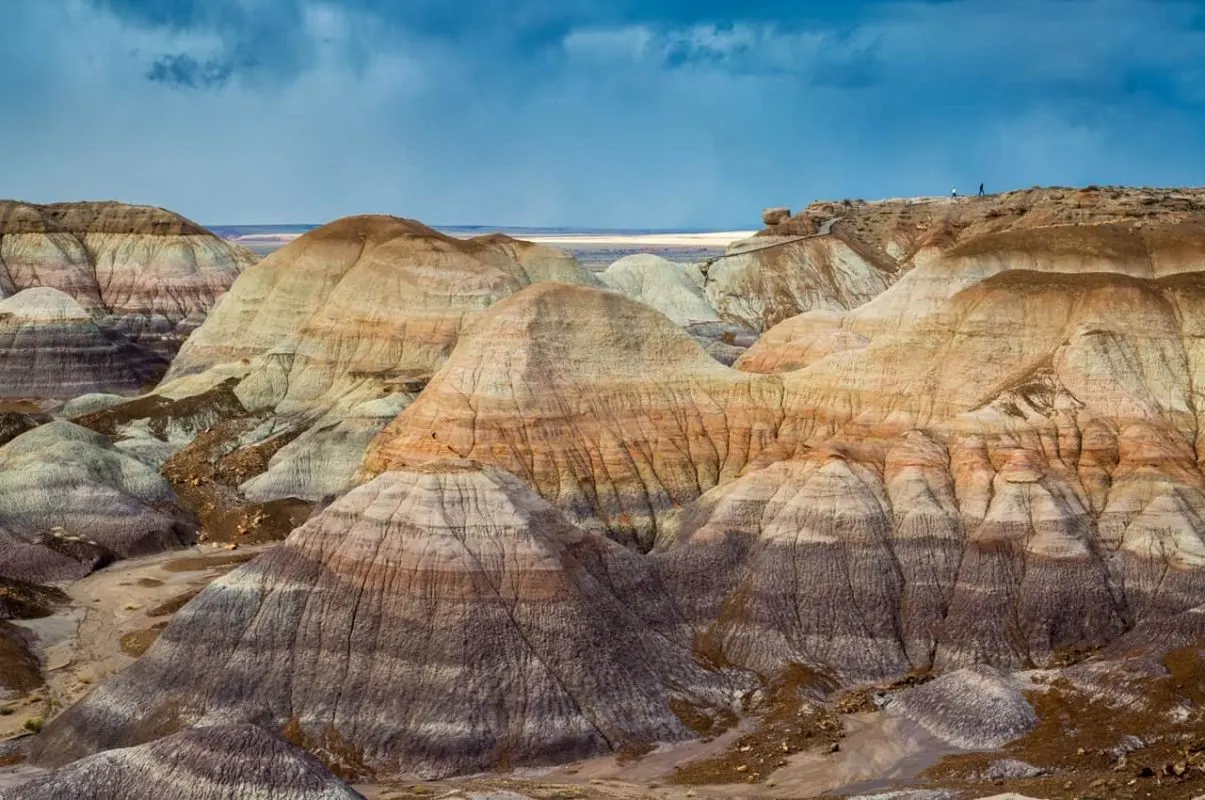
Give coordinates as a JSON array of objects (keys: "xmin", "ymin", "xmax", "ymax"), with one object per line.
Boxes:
[{"xmin": 1, "ymin": 0, "xmax": 1204, "ymax": 228}]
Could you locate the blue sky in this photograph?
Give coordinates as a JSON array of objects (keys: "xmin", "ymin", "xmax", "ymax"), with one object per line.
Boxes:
[{"xmin": 1, "ymin": 0, "xmax": 1204, "ymax": 227}]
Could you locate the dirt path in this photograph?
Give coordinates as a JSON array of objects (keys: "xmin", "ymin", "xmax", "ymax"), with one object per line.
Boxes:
[
  {"xmin": 0, "ymin": 544, "xmax": 269, "ymax": 740},
  {"xmin": 352, "ymin": 710, "xmax": 960, "ymax": 800}
]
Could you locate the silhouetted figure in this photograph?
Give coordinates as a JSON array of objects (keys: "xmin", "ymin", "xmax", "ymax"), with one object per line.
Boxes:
[
  {"xmin": 951, "ymin": 187, "xmax": 958, "ymax": 199},
  {"xmin": 979, "ymin": 182, "xmax": 985, "ymax": 196}
]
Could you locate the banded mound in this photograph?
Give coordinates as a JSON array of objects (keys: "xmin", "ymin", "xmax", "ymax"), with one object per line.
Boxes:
[
  {"xmin": 0, "ymin": 200, "xmax": 255, "ymax": 361},
  {"xmin": 141, "ymin": 216, "xmax": 597, "ymax": 502},
  {"xmin": 0, "ymin": 288, "xmax": 167, "ymax": 399},
  {"xmin": 5, "ymin": 724, "xmax": 363, "ymax": 799},
  {"xmin": 660, "ymin": 217, "xmax": 1205, "ymax": 680},
  {"xmin": 599, "ymin": 254, "xmax": 757, "ymax": 365},
  {"xmin": 363, "ymin": 282, "xmax": 785, "ymax": 550},
  {"xmin": 166, "ymin": 215, "xmax": 596, "ymax": 407},
  {"xmin": 0, "ymin": 421, "xmax": 194, "ymax": 583},
  {"xmin": 599, "ymin": 254, "xmax": 718, "ymax": 326},
  {"xmin": 739, "ymin": 212, "xmax": 1205, "ymax": 373},
  {"xmin": 30, "ymin": 461, "xmax": 735, "ymax": 777},
  {"xmin": 365, "ymin": 217, "xmax": 1205, "ymax": 676},
  {"xmin": 711, "ymin": 186, "xmax": 1205, "ymax": 333}
]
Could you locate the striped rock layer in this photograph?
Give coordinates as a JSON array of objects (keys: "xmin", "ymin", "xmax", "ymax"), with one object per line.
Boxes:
[
  {"xmin": 32, "ymin": 194, "xmax": 1205, "ymax": 781},
  {"xmin": 363, "ymin": 217, "xmax": 1205, "ymax": 679},
  {"xmin": 32, "ymin": 462, "xmax": 736, "ymax": 777},
  {"xmin": 155, "ymin": 215, "xmax": 597, "ymax": 502},
  {"xmin": 362, "ymin": 282, "xmax": 786, "ymax": 551},
  {"xmin": 0, "ymin": 288, "xmax": 167, "ymax": 398},
  {"xmin": 713, "ymin": 185, "xmax": 1205, "ymax": 333},
  {"xmin": 6, "ymin": 724, "xmax": 363, "ymax": 800},
  {"xmin": 0, "ymin": 421, "xmax": 193, "ymax": 583},
  {"xmin": 165, "ymin": 215, "xmax": 596, "ymax": 413},
  {"xmin": 0, "ymin": 200, "xmax": 255, "ymax": 361}
]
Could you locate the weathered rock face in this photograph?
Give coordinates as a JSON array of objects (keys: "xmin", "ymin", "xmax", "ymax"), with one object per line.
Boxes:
[
  {"xmin": 0, "ymin": 201, "xmax": 256, "ymax": 360},
  {"xmin": 739, "ymin": 218, "xmax": 1205, "ymax": 373},
  {"xmin": 6, "ymin": 724, "xmax": 364, "ymax": 800},
  {"xmin": 705, "ymin": 233, "xmax": 898, "ymax": 331},
  {"xmin": 0, "ymin": 421, "xmax": 194, "ymax": 583},
  {"xmin": 598, "ymin": 254, "xmax": 757, "ymax": 365},
  {"xmin": 0, "ymin": 580, "xmax": 65, "ymax": 700},
  {"xmin": 599, "ymin": 254, "xmax": 719, "ymax": 326},
  {"xmin": 31, "ymin": 461, "xmax": 735, "ymax": 778},
  {"xmin": 129, "ymin": 217, "xmax": 599, "ymax": 505},
  {"xmin": 660, "ymin": 218, "xmax": 1205, "ymax": 679},
  {"xmin": 889, "ymin": 667, "xmax": 1038, "ymax": 750},
  {"xmin": 363, "ymin": 282, "xmax": 785, "ymax": 550},
  {"xmin": 367, "ymin": 217, "xmax": 1205, "ymax": 679},
  {"xmin": 165, "ymin": 215, "xmax": 597, "ymax": 416},
  {"xmin": 716, "ymin": 185, "xmax": 1205, "ymax": 334},
  {"xmin": 0, "ymin": 288, "xmax": 167, "ymax": 399},
  {"xmin": 240, "ymin": 392, "xmax": 417, "ymax": 503}
]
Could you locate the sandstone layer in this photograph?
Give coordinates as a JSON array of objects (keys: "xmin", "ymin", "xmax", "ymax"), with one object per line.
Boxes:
[
  {"xmin": 599, "ymin": 254, "xmax": 719, "ymax": 326},
  {"xmin": 712, "ymin": 185, "xmax": 1205, "ymax": 333},
  {"xmin": 165, "ymin": 215, "xmax": 596, "ymax": 414},
  {"xmin": 5, "ymin": 724, "xmax": 363, "ymax": 799},
  {"xmin": 25, "ymin": 189, "xmax": 1205, "ymax": 795},
  {"xmin": 0, "ymin": 200, "xmax": 256, "ymax": 360},
  {"xmin": 363, "ymin": 282, "xmax": 785, "ymax": 550},
  {"xmin": 0, "ymin": 288, "xmax": 167, "ymax": 399},
  {"xmin": 598, "ymin": 254, "xmax": 757, "ymax": 365},
  {"xmin": 365, "ymin": 216, "xmax": 1205, "ymax": 679},
  {"xmin": 31, "ymin": 461, "xmax": 736, "ymax": 777},
  {"xmin": 137, "ymin": 216, "xmax": 599, "ymax": 502}
]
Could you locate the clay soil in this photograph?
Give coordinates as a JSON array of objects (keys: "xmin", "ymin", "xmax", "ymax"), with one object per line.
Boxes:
[
  {"xmin": 160, "ymin": 415, "xmax": 312, "ymax": 546},
  {"xmin": 918, "ymin": 642, "xmax": 1205, "ymax": 800},
  {"xmin": 0, "ymin": 545, "xmax": 275, "ymax": 743}
]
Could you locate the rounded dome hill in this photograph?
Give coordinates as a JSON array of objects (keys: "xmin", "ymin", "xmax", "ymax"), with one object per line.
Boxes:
[
  {"xmin": 31, "ymin": 460, "xmax": 732, "ymax": 778},
  {"xmin": 0, "ymin": 286, "xmax": 92, "ymax": 322},
  {"xmin": 0, "ymin": 199, "xmax": 211, "ymax": 236},
  {"xmin": 600, "ymin": 253, "xmax": 720, "ymax": 327},
  {"xmin": 0, "ymin": 287, "xmax": 167, "ymax": 399},
  {"xmin": 164, "ymin": 214, "xmax": 598, "ymax": 412}
]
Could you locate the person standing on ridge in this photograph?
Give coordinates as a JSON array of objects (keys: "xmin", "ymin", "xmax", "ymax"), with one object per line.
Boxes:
[
  {"xmin": 979, "ymin": 182, "xmax": 985, "ymax": 196},
  {"xmin": 951, "ymin": 186, "xmax": 958, "ymax": 199}
]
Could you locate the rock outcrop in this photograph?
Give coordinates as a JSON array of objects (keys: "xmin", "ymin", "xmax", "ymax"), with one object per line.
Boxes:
[
  {"xmin": 363, "ymin": 282, "xmax": 785, "ymax": 550},
  {"xmin": 370, "ymin": 214, "xmax": 1205, "ymax": 677},
  {"xmin": 714, "ymin": 185, "xmax": 1205, "ymax": 333},
  {"xmin": 704, "ymin": 232, "xmax": 898, "ymax": 331},
  {"xmin": 889, "ymin": 667, "xmax": 1037, "ymax": 750},
  {"xmin": 660, "ymin": 215, "xmax": 1205, "ymax": 678},
  {"xmin": 598, "ymin": 254, "xmax": 757, "ymax": 364},
  {"xmin": 0, "ymin": 200, "xmax": 256, "ymax": 360},
  {"xmin": 113, "ymin": 216, "xmax": 600, "ymax": 504},
  {"xmin": 599, "ymin": 254, "xmax": 719, "ymax": 326},
  {"xmin": 6, "ymin": 724, "xmax": 364, "ymax": 799},
  {"xmin": 0, "ymin": 421, "xmax": 194, "ymax": 582},
  {"xmin": 31, "ymin": 461, "xmax": 735, "ymax": 777},
  {"xmin": 0, "ymin": 288, "xmax": 167, "ymax": 398},
  {"xmin": 165, "ymin": 215, "xmax": 596, "ymax": 415}
]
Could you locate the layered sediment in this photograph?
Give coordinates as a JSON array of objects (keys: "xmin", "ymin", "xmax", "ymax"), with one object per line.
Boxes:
[
  {"xmin": 363, "ymin": 282, "xmax": 785, "ymax": 550},
  {"xmin": 31, "ymin": 461, "xmax": 735, "ymax": 777},
  {"xmin": 6, "ymin": 724, "xmax": 363, "ymax": 799},
  {"xmin": 0, "ymin": 200, "xmax": 255, "ymax": 360}
]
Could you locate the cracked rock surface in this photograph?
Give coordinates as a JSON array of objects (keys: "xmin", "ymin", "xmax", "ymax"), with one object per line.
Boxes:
[
  {"xmin": 31, "ymin": 461, "xmax": 739, "ymax": 777},
  {"xmin": 0, "ymin": 201, "xmax": 255, "ymax": 365},
  {"xmin": 5, "ymin": 724, "xmax": 363, "ymax": 799}
]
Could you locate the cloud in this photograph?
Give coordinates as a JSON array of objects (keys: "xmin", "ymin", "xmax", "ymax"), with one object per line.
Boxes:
[
  {"xmin": 0, "ymin": 0, "xmax": 1204, "ymax": 228},
  {"xmin": 146, "ymin": 53, "xmax": 237, "ymax": 88}
]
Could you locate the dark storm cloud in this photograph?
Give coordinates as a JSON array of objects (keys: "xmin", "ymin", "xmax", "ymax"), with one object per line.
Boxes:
[
  {"xmin": 146, "ymin": 53, "xmax": 238, "ymax": 89},
  {"xmin": 1, "ymin": 0, "xmax": 1204, "ymax": 227}
]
